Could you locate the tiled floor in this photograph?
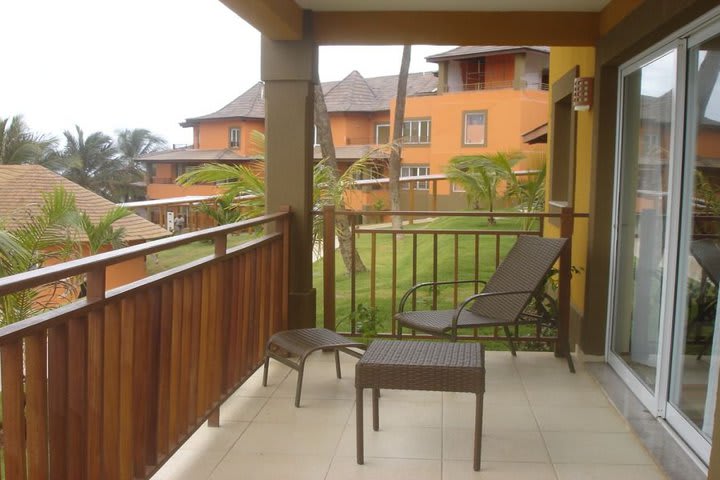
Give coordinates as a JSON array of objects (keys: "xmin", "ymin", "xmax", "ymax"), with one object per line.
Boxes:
[{"xmin": 151, "ymin": 351, "xmax": 668, "ymax": 480}]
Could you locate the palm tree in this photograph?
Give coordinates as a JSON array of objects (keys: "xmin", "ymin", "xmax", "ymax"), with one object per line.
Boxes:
[
  {"xmin": 0, "ymin": 187, "xmax": 131, "ymax": 324},
  {"xmin": 59, "ymin": 125, "xmax": 119, "ymax": 200},
  {"xmin": 115, "ymin": 128, "xmax": 167, "ymax": 201},
  {"xmin": 0, "ymin": 115, "xmax": 57, "ymax": 166},
  {"xmin": 446, "ymin": 151, "xmax": 522, "ymax": 225},
  {"xmin": 506, "ymin": 162, "xmax": 547, "ymax": 230},
  {"xmin": 176, "ymin": 131, "xmax": 381, "ymax": 274}
]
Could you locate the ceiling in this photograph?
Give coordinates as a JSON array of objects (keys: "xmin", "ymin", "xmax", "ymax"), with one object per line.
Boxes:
[{"xmin": 294, "ymin": 0, "xmax": 613, "ymax": 12}]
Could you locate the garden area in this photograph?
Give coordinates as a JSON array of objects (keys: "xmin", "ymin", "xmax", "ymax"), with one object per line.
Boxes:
[{"xmin": 313, "ymin": 213, "xmax": 558, "ymax": 350}]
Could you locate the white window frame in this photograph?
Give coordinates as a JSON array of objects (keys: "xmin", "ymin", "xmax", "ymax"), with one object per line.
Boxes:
[
  {"xmin": 463, "ymin": 111, "xmax": 487, "ymax": 146},
  {"xmin": 402, "ymin": 119, "xmax": 431, "ymax": 144},
  {"xmin": 375, "ymin": 123, "xmax": 390, "ymax": 144},
  {"xmin": 229, "ymin": 127, "xmax": 240, "ymax": 148},
  {"xmin": 400, "ymin": 165, "xmax": 430, "ymax": 190}
]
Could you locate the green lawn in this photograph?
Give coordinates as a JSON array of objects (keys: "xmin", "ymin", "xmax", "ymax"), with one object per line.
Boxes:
[
  {"xmin": 146, "ymin": 233, "xmax": 250, "ymax": 275},
  {"xmin": 314, "ymin": 215, "xmax": 548, "ymax": 349}
]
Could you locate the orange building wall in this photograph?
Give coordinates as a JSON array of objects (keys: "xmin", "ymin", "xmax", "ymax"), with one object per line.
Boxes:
[
  {"xmin": 390, "ymin": 89, "xmax": 548, "ymax": 196},
  {"xmin": 196, "ymin": 119, "xmax": 265, "ymax": 154},
  {"xmin": 147, "ymin": 182, "xmax": 222, "ymax": 199}
]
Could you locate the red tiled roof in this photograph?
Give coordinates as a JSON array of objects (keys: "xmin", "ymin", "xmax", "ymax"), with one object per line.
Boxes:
[{"xmin": 0, "ymin": 165, "xmax": 169, "ymax": 242}]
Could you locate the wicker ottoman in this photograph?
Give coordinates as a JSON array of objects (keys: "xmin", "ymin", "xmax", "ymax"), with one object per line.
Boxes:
[
  {"xmin": 355, "ymin": 340, "xmax": 485, "ymax": 471},
  {"xmin": 262, "ymin": 328, "xmax": 366, "ymax": 407}
]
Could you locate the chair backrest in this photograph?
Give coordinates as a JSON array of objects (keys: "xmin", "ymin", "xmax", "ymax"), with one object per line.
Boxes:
[{"xmin": 468, "ymin": 235, "xmax": 567, "ymax": 322}]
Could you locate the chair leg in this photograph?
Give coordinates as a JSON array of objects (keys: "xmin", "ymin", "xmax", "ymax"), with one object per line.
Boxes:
[
  {"xmin": 295, "ymin": 359, "xmax": 306, "ymax": 408},
  {"xmin": 335, "ymin": 350, "xmax": 342, "ymax": 378},
  {"xmin": 262, "ymin": 354, "xmax": 270, "ymax": 386},
  {"xmin": 397, "ymin": 324, "xmax": 403, "ymax": 339},
  {"xmin": 503, "ymin": 326, "xmax": 517, "ymax": 356}
]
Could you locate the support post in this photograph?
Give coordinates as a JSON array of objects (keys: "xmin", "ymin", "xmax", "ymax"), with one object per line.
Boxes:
[{"xmin": 262, "ymin": 12, "xmax": 318, "ymax": 330}]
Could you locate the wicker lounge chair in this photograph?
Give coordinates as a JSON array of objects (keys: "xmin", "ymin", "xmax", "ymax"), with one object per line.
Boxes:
[{"xmin": 395, "ymin": 235, "xmax": 571, "ymax": 371}]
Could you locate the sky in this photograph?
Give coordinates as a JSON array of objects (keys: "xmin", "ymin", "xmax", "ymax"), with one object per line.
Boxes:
[{"xmin": 1, "ymin": 0, "xmax": 451, "ymax": 147}]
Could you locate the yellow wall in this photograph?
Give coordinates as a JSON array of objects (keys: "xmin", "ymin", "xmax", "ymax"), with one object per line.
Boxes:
[
  {"xmin": 547, "ymin": 47, "xmax": 596, "ymax": 313},
  {"xmin": 390, "ymin": 89, "xmax": 548, "ymax": 196}
]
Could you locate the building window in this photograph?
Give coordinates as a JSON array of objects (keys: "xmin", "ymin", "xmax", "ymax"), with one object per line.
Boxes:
[
  {"xmin": 175, "ymin": 164, "xmax": 192, "ymax": 178},
  {"xmin": 452, "ymin": 182, "xmax": 466, "ymax": 193},
  {"xmin": 376, "ymin": 123, "xmax": 390, "ymax": 144},
  {"xmin": 229, "ymin": 127, "xmax": 240, "ymax": 148},
  {"xmin": 401, "ymin": 165, "xmax": 430, "ymax": 190},
  {"xmin": 402, "ymin": 119, "xmax": 431, "ymax": 144},
  {"xmin": 464, "ymin": 112, "xmax": 487, "ymax": 146},
  {"xmin": 313, "ymin": 125, "xmax": 320, "ymax": 146}
]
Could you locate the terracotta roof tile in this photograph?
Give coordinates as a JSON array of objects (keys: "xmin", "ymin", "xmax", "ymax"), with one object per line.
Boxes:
[
  {"xmin": 138, "ymin": 149, "xmax": 256, "ymax": 163},
  {"xmin": 183, "ymin": 71, "xmax": 438, "ymax": 123},
  {"xmin": 0, "ymin": 165, "xmax": 170, "ymax": 242},
  {"xmin": 425, "ymin": 46, "xmax": 549, "ymax": 62}
]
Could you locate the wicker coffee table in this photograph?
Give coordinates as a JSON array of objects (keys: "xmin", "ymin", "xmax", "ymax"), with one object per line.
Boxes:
[{"xmin": 355, "ymin": 339, "xmax": 485, "ymax": 471}]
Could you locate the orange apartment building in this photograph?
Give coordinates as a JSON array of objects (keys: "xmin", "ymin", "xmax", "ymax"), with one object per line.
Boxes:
[{"xmin": 139, "ymin": 46, "xmax": 549, "ymax": 212}]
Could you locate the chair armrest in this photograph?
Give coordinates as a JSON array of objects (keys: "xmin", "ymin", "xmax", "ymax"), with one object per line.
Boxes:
[
  {"xmin": 452, "ymin": 290, "xmax": 537, "ymax": 330},
  {"xmin": 398, "ymin": 279, "xmax": 488, "ymax": 313}
]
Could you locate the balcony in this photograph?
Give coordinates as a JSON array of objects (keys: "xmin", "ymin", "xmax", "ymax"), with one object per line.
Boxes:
[
  {"xmin": 150, "ymin": 351, "xmax": 666, "ymax": 480},
  {"xmin": 0, "ymin": 209, "xmax": 703, "ymax": 479}
]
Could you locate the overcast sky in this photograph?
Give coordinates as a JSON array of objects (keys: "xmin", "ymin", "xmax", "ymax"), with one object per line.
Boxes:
[{"xmin": 1, "ymin": 0, "xmax": 450, "ymax": 146}]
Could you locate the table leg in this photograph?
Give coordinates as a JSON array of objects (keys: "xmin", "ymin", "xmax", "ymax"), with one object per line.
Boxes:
[
  {"xmin": 474, "ymin": 393, "xmax": 483, "ymax": 471},
  {"xmin": 372, "ymin": 388, "xmax": 380, "ymax": 431},
  {"xmin": 356, "ymin": 386, "xmax": 364, "ymax": 465}
]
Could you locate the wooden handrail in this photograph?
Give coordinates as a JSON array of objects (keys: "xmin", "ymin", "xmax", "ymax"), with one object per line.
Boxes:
[
  {"xmin": 0, "ymin": 208, "xmax": 292, "ymax": 480},
  {"xmin": 314, "ymin": 209, "xmax": 590, "ymax": 218},
  {"xmin": 0, "ymin": 211, "xmax": 289, "ymax": 297}
]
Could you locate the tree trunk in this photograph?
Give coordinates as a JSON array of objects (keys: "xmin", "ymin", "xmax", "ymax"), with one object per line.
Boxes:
[
  {"xmin": 389, "ymin": 45, "xmax": 412, "ymax": 230},
  {"xmin": 314, "ymin": 84, "xmax": 367, "ymax": 274}
]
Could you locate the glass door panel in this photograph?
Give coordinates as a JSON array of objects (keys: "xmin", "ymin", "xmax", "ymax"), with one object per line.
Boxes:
[
  {"xmin": 670, "ymin": 32, "xmax": 720, "ymax": 442},
  {"xmin": 611, "ymin": 50, "xmax": 677, "ymax": 393}
]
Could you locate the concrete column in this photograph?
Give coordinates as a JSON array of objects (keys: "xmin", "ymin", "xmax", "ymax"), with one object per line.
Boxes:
[{"xmin": 261, "ymin": 14, "xmax": 318, "ymax": 329}]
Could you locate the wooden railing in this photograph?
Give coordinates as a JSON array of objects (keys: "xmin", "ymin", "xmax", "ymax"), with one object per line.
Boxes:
[
  {"xmin": 319, "ymin": 207, "xmax": 586, "ymax": 353},
  {"xmin": 0, "ymin": 210, "xmax": 290, "ymax": 480}
]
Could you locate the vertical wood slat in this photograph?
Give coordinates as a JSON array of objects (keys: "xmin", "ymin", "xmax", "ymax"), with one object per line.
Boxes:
[
  {"xmin": 102, "ymin": 303, "xmax": 121, "ymax": 480},
  {"xmin": 156, "ymin": 283, "xmax": 173, "ymax": 457},
  {"xmin": 256, "ymin": 247, "xmax": 267, "ymax": 369},
  {"xmin": 241, "ymin": 253, "xmax": 254, "ymax": 382},
  {"xmin": 188, "ymin": 272, "xmax": 202, "ymax": 426},
  {"xmin": 370, "ymin": 232, "xmax": 377, "ymax": 308},
  {"xmin": 178, "ymin": 276, "xmax": 193, "ymax": 437},
  {"xmin": 197, "ymin": 268, "xmax": 211, "ymax": 418},
  {"xmin": 48, "ymin": 324, "xmax": 69, "ymax": 480},
  {"xmin": 323, "ymin": 206, "xmax": 336, "ymax": 330},
  {"xmin": 168, "ymin": 279, "xmax": 183, "ymax": 445},
  {"xmin": 86, "ymin": 266, "xmax": 106, "ymax": 480},
  {"xmin": 132, "ymin": 292, "xmax": 149, "ymax": 479},
  {"xmin": 145, "ymin": 287, "xmax": 162, "ymax": 468},
  {"xmin": 87, "ymin": 308, "xmax": 105, "ymax": 480},
  {"xmin": 26, "ymin": 333, "xmax": 49, "ymax": 480},
  {"xmin": 67, "ymin": 317, "xmax": 88, "ymax": 480},
  {"xmin": 270, "ymin": 240, "xmax": 281, "ymax": 337},
  {"xmin": 2, "ymin": 342, "xmax": 26, "ymax": 480},
  {"xmin": 119, "ymin": 298, "xmax": 135, "ymax": 480}
]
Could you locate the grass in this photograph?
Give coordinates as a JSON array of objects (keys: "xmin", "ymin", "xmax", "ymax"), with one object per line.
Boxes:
[
  {"xmin": 146, "ymin": 233, "xmax": 250, "ymax": 275},
  {"xmin": 314, "ymin": 214, "xmax": 549, "ymax": 349}
]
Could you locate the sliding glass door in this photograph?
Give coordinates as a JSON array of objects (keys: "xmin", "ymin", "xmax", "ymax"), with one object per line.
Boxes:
[
  {"xmin": 610, "ymin": 48, "xmax": 677, "ymax": 406},
  {"xmin": 609, "ymin": 13, "xmax": 720, "ymax": 465},
  {"xmin": 667, "ymin": 26, "xmax": 720, "ymax": 461}
]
